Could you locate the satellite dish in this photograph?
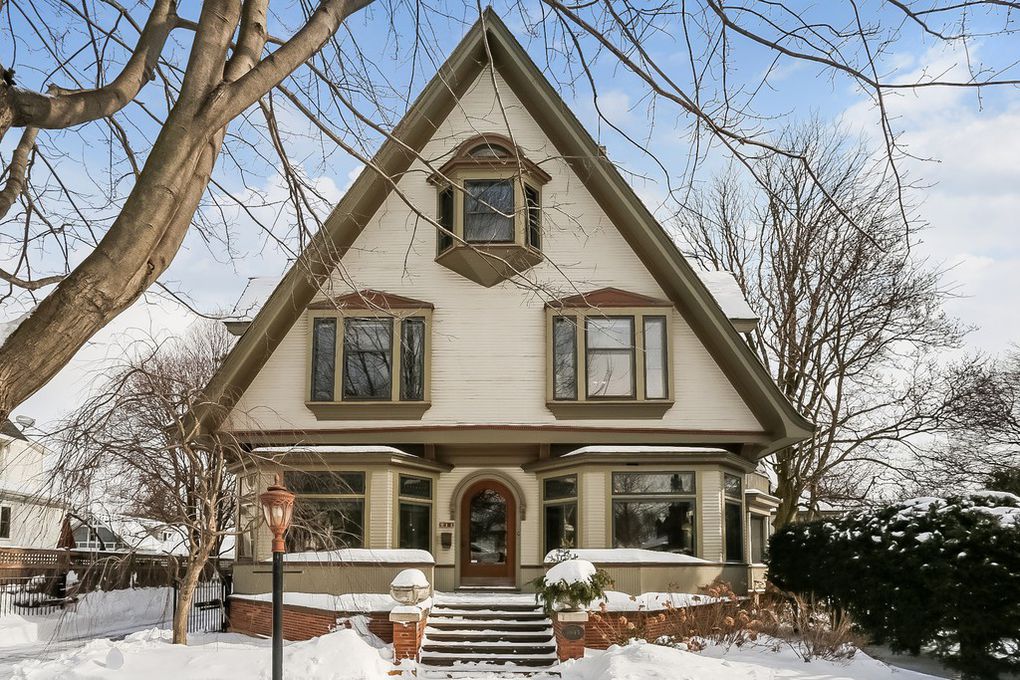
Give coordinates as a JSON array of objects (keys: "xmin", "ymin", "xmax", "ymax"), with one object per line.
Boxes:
[{"xmin": 14, "ymin": 415, "xmax": 35, "ymax": 429}]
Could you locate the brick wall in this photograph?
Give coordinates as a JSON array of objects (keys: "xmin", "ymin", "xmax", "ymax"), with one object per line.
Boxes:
[
  {"xmin": 228, "ymin": 597, "xmax": 392, "ymax": 643},
  {"xmin": 552, "ymin": 618, "xmax": 586, "ymax": 661},
  {"xmin": 392, "ymin": 617, "xmax": 427, "ymax": 661},
  {"xmin": 586, "ymin": 610, "xmax": 672, "ymax": 649}
]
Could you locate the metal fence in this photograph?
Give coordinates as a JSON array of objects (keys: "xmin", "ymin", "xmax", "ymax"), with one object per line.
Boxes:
[
  {"xmin": 173, "ymin": 574, "xmax": 231, "ymax": 633},
  {"xmin": 0, "ymin": 574, "xmax": 68, "ymax": 617}
]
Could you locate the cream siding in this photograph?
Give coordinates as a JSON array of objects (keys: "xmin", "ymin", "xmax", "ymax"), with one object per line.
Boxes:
[
  {"xmin": 698, "ymin": 469, "xmax": 724, "ymax": 562},
  {"xmin": 367, "ymin": 468, "xmax": 392, "ymax": 549},
  {"xmin": 579, "ymin": 469, "xmax": 606, "ymax": 549},
  {"xmin": 224, "ymin": 68, "xmax": 762, "ymax": 435}
]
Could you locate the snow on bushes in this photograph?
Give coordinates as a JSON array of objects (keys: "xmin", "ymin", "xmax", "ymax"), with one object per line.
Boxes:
[
  {"xmin": 768, "ymin": 490, "xmax": 1020, "ymax": 679},
  {"xmin": 532, "ymin": 558, "xmax": 613, "ymax": 614}
]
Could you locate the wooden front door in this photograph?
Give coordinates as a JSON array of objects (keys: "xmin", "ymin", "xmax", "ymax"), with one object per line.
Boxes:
[{"xmin": 459, "ymin": 479, "xmax": 517, "ymax": 586}]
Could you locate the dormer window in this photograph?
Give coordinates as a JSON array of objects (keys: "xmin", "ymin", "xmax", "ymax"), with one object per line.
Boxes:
[{"xmin": 429, "ymin": 134, "xmax": 551, "ymax": 287}]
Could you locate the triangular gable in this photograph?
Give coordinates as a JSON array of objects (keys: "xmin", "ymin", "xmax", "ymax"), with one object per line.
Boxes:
[
  {"xmin": 200, "ymin": 9, "xmax": 812, "ymax": 456},
  {"xmin": 547, "ymin": 287, "xmax": 673, "ymax": 309},
  {"xmin": 306, "ymin": 289, "xmax": 434, "ymax": 311}
]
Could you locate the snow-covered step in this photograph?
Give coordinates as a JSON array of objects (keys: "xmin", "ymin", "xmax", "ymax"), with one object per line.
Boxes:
[
  {"xmin": 419, "ymin": 667, "xmax": 559, "ymax": 679},
  {"xmin": 424, "ymin": 628, "xmax": 554, "ymax": 642},
  {"xmin": 429, "ymin": 609, "xmax": 546, "ymax": 619}
]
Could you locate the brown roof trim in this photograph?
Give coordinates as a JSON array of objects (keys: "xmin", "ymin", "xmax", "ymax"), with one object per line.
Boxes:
[
  {"xmin": 199, "ymin": 9, "xmax": 812, "ymax": 459},
  {"xmin": 546, "ymin": 287, "xmax": 673, "ymax": 309},
  {"xmin": 306, "ymin": 289, "xmax": 434, "ymax": 311}
]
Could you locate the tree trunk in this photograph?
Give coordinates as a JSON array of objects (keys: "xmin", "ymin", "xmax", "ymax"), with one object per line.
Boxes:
[
  {"xmin": 172, "ymin": 559, "xmax": 206, "ymax": 645},
  {"xmin": 773, "ymin": 462, "xmax": 802, "ymax": 528}
]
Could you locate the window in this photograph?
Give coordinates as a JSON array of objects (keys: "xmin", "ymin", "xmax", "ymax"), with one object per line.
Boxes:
[
  {"xmin": 464, "ymin": 180, "xmax": 515, "ymax": 243},
  {"xmin": 308, "ymin": 307, "xmax": 431, "ymax": 408},
  {"xmin": 398, "ymin": 475, "xmax": 432, "ymax": 551},
  {"xmin": 724, "ymin": 474, "xmax": 743, "ymax": 562},
  {"xmin": 543, "ymin": 475, "xmax": 577, "ymax": 555},
  {"xmin": 612, "ymin": 472, "xmax": 696, "ymax": 555},
  {"xmin": 437, "ymin": 188, "xmax": 454, "ymax": 254},
  {"xmin": 586, "ymin": 317, "xmax": 635, "ymax": 398},
  {"xmin": 0, "ymin": 506, "xmax": 10, "ymax": 539},
  {"xmin": 546, "ymin": 305, "xmax": 673, "ymax": 407},
  {"xmin": 525, "ymin": 185, "xmax": 541, "ymax": 249},
  {"xmin": 284, "ymin": 471, "xmax": 365, "ymax": 551},
  {"xmin": 750, "ymin": 515, "xmax": 768, "ymax": 564},
  {"xmin": 310, "ymin": 318, "xmax": 337, "ymax": 401}
]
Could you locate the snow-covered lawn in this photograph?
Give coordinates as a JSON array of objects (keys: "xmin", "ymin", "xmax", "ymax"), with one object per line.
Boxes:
[
  {"xmin": 0, "ymin": 587, "xmax": 172, "ymax": 648},
  {"xmin": 6, "ymin": 629, "xmax": 945, "ymax": 680}
]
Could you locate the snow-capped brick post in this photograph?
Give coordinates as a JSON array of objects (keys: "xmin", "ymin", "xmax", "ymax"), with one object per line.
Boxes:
[
  {"xmin": 533, "ymin": 558, "xmax": 612, "ymax": 662},
  {"xmin": 388, "ymin": 569, "xmax": 432, "ymax": 667}
]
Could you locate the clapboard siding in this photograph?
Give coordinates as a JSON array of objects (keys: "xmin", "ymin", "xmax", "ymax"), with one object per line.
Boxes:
[{"xmin": 224, "ymin": 69, "xmax": 762, "ymax": 435}]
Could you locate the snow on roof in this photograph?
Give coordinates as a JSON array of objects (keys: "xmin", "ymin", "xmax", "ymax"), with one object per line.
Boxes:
[
  {"xmin": 561, "ymin": 445, "xmax": 731, "ymax": 457},
  {"xmin": 232, "ymin": 591, "xmax": 400, "ymax": 613},
  {"xmin": 693, "ymin": 269, "xmax": 757, "ymax": 322},
  {"xmin": 228, "ymin": 276, "xmax": 280, "ymax": 321},
  {"xmin": 278, "ymin": 548, "xmax": 435, "ymax": 564},
  {"xmin": 544, "ymin": 549, "xmax": 708, "ymax": 564},
  {"xmin": 250, "ymin": 445, "xmax": 414, "ymax": 457}
]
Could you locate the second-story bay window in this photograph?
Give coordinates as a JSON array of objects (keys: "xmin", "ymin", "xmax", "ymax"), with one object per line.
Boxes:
[
  {"xmin": 305, "ymin": 290, "xmax": 432, "ymax": 419},
  {"xmin": 546, "ymin": 288, "xmax": 674, "ymax": 415}
]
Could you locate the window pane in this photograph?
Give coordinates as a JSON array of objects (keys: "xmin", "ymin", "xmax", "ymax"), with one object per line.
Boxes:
[
  {"xmin": 310, "ymin": 318, "xmax": 336, "ymax": 402},
  {"xmin": 724, "ymin": 474, "xmax": 742, "ymax": 499},
  {"xmin": 0, "ymin": 507, "xmax": 9, "ymax": 539},
  {"xmin": 544, "ymin": 475, "xmax": 577, "ymax": 500},
  {"xmin": 725, "ymin": 502, "xmax": 743, "ymax": 562},
  {"xmin": 400, "ymin": 317, "xmax": 426, "ymax": 401},
  {"xmin": 438, "ymin": 188, "xmax": 454, "ymax": 253},
  {"xmin": 469, "ymin": 489, "xmax": 508, "ymax": 564},
  {"xmin": 399, "ymin": 503, "xmax": 431, "ymax": 551},
  {"xmin": 399, "ymin": 475, "xmax": 432, "ymax": 499},
  {"xmin": 525, "ymin": 185, "xmax": 541, "ymax": 249},
  {"xmin": 468, "ymin": 143, "xmax": 510, "ymax": 158},
  {"xmin": 544, "ymin": 503, "xmax": 577, "ymax": 555},
  {"xmin": 286, "ymin": 499, "xmax": 364, "ymax": 551},
  {"xmin": 552, "ymin": 317, "xmax": 577, "ymax": 400},
  {"xmin": 613, "ymin": 500, "xmax": 695, "ymax": 555},
  {"xmin": 283, "ymin": 471, "xmax": 365, "ymax": 495},
  {"xmin": 750, "ymin": 516, "xmax": 767, "ymax": 563},
  {"xmin": 464, "ymin": 180, "xmax": 514, "ymax": 242},
  {"xmin": 587, "ymin": 317, "xmax": 634, "ymax": 349},
  {"xmin": 587, "ymin": 350, "xmax": 634, "ymax": 398},
  {"xmin": 343, "ymin": 318, "xmax": 392, "ymax": 400},
  {"xmin": 612, "ymin": 472, "xmax": 695, "ymax": 495},
  {"xmin": 643, "ymin": 316, "xmax": 668, "ymax": 399}
]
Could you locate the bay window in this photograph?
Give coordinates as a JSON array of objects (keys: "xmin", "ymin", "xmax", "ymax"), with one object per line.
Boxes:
[
  {"xmin": 612, "ymin": 472, "xmax": 696, "ymax": 555},
  {"xmin": 398, "ymin": 474, "xmax": 432, "ymax": 551},
  {"xmin": 284, "ymin": 471, "xmax": 365, "ymax": 551},
  {"xmin": 724, "ymin": 473, "xmax": 744, "ymax": 562}
]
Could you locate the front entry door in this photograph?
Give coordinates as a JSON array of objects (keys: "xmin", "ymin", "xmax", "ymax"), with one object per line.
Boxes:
[{"xmin": 459, "ymin": 479, "xmax": 517, "ymax": 586}]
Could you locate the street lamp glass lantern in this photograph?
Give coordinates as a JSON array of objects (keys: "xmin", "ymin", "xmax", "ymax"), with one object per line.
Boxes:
[{"xmin": 259, "ymin": 475, "xmax": 296, "ymax": 553}]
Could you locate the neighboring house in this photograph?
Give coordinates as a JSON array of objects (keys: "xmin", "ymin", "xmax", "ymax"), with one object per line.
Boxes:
[
  {"xmin": 203, "ymin": 11, "xmax": 811, "ymax": 599},
  {"xmin": 67, "ymin": 514, "xmax": 190, "ymax": 556},
  {"xmin": 0, "ymin": 420, "xmax": 65, "ymax": 550}
]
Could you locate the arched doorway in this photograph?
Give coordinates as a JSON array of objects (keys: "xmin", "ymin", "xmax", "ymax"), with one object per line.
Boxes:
[{"xmin": 459, "ymin": 479, "xmax": 517, "ymax": 587}]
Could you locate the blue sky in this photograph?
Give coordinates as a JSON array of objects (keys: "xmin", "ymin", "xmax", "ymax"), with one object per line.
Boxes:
[{"xmin": 3, "ymin": 1, "xmax": 1018, "ymax": 428}]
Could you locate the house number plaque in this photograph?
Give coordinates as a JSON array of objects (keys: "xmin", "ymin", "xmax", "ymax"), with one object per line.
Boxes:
[{"xmin": 561, "ymin": 623, "xmax": 584, "ymax": 641}]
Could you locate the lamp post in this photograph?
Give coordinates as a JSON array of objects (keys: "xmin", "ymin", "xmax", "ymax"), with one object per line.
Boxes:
[{"xmin": 259, "ymin": 473, "xmax": 295, "ymax": 680}]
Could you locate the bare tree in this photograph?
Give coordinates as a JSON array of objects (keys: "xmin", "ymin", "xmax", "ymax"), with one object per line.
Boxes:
[
  {"xmin": 56, "ymin": 320, "xmax": 252, "ymax": 644},
  {"xmin": 677, "ymin": 123, "xmax": 965, "ymax": 526},
  {"xmin": 0, "ymin": 2, "xmax": 1018, "ymax": 418}
]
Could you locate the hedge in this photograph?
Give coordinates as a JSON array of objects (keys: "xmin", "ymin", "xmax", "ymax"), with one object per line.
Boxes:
[{"xmin": 768, "ymin": 491, "xmax": 1020, "ymax": 679}]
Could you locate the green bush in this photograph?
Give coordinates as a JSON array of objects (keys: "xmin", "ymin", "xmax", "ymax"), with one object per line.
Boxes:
[
  {"xmin": 531, "ymin": 556, "xmax": 613, "ymax": 615},
  {"xmin": 768, "ymin": 491, "xmax": 1020, "ymax": 679}
]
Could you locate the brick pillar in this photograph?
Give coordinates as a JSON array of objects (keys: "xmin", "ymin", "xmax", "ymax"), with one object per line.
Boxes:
[
  {"xmin": 390, "ymin": 610, "xmax": 427, "ymax": 665},
  {"xmin": 553, "ymin": 610, "xmax": 589, "ymax": 661}
]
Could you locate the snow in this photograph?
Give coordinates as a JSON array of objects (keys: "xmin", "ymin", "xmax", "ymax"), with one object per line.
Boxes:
[
  {"xmin": 891, "ymin": 490, "xmax": 1020, "ymax": 529},
  {"xmin": 9, "ymin": 627, "xmax": 393, "ymax": 680},
  {"xmin": 390, "ymin": 597, "xmax": 432, "ymax": 615},
  {"xmin": 390, "ymin": 568, "xmax": 429, "ymax": 588},
  {"xmin": 544, "ymin": 559, "xmax": 597, "ymax": 586},
  {"xmin": 545, "ymin": 549, "xmax": 708, "ymax": 564},
  {"xmin": 561, "ymin": 639, "xmax": 942, "ymax": 680},
  {"xmin": 692, "ymin": 270, "xmax": 758, "ymax": 324},
  {"xmin": 0, "ymin": 587, "xmax": 172, "ymax": 648},
  {"xmin": 231, "ymin": 592, "xmax": 399, "ymax": 613},
  {"xmin": 279, "ymin": 549, "xmax": 434, "ymax": 564},
  {"xmin": 249, "ymin": 445, "xmax": 417, "ymax": 457},
  {"xmin": 592, "ymin": 591, "xmax": 717, "ymax": 612},
  {"xmin": 561, "ymin": 445, "xmax": 730, "ymax": 457}
]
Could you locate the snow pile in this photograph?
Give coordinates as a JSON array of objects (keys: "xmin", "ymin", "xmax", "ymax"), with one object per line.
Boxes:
[
  {"xmin": 544, "ymin": 548, "xmax": 707, "ymax": 564},
  {"xmin": 593, "ymin": 591, "xmax": 716, "ymax": 612},
  {"xmin": 281, "ymin": 548, "xmax": 434, "ymax": 564},
  {"xmin": 561, "ymin": 640, "xmax": 942, "ymax": 680},
  {"xmin": 232, "ymin": 591, "xmax": 399, "ymax": 613},
  {"xmin": 0, "ymin": 587, "xmax": 171, "ymax": 648},
  {"xmin": 10, "ymin": 627, "xmax": 393, "ymax": 680},
  {"xmin": 390, "ymin": 568, "xmax": 429, "ymax": 588},
  {"xmin": 544, "ymin": 559, "xmax": 596, "ymax": 586},
  {"xmin": 891, "ymin": 490, "xmax": 1020, "ymax": 529}
]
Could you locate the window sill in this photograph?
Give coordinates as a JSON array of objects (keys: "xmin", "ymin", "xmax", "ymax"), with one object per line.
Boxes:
[
  {"xmin": 545, "ymin": 400, "xmax": 673, "ymax": 419},
  {"xmin": 305, "ymin": 401, "xmax": 431, "ymax": 420}
]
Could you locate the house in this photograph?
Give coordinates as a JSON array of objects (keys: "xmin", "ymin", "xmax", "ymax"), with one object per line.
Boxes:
[
  {"xmin": 0, "ymin": 420, "xmax": 65, "ymax": 551},
  {"xmin": 202, "ymin": 11, "xmax": 811, "ymax": 605},
  {"xmin": 66, "ymin": 514, "xmax": 190, "ymax": 556}
]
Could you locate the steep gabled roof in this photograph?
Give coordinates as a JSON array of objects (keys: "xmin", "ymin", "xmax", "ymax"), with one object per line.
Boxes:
[{"xmin": 200, "ymin": 9, "xmax": 812, "ymax": 455}]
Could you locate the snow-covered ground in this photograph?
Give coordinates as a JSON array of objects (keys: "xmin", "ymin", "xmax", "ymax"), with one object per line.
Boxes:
[{"xmin": 3, "ymin": 629, "xmax": 948, "ymax": 680}]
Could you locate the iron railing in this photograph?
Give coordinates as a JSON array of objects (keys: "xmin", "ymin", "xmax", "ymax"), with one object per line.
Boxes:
[
  {"xmin": 0, "ymin": 573, "xmax": 67, "ymax": 616},
  {"xmin": 173, "ymin": 574, "xmax": 231, "ymax": 633}
]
